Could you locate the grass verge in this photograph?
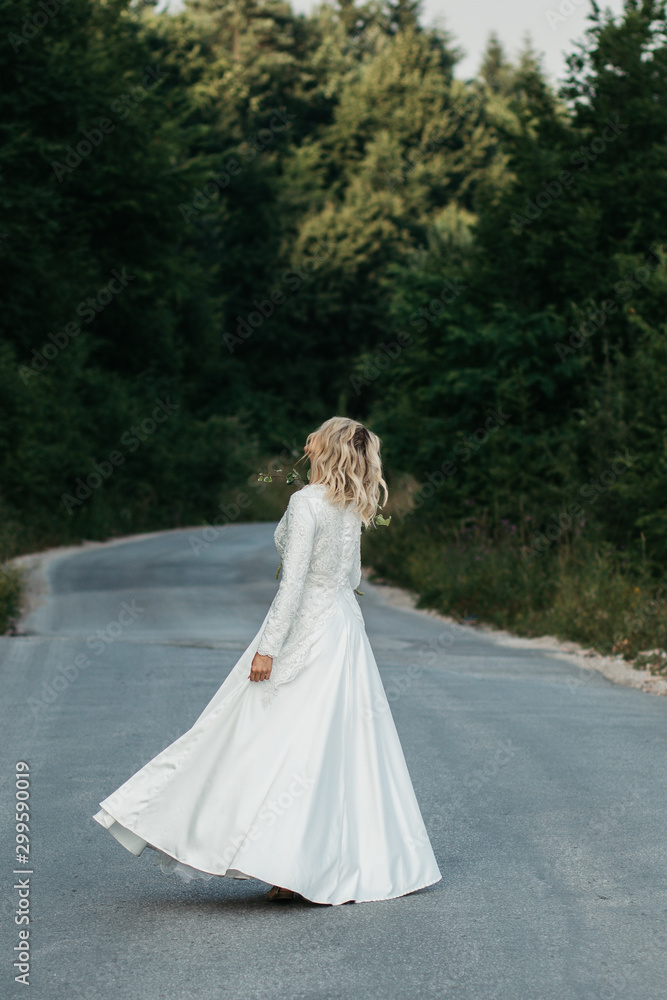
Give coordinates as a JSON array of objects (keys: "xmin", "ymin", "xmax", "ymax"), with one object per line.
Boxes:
[{"xmin": 362, "ymin": 512, "xmax": 667, "ymax": 677}]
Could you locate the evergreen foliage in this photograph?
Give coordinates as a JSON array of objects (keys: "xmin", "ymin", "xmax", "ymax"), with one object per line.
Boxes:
[{"xmin": 2, "ymin": 0, "xmax": 666, "ymax": 657}]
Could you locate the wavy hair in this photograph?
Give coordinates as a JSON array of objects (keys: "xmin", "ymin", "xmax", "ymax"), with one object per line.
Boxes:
[{"xmin": 302, "ymin": 416, "xmax": 388, "ymax": 528}]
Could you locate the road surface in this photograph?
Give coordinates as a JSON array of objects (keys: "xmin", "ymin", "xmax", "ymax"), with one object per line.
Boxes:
[{"xmin": 1, "ymin": 523, "xmax": 666, "ymax": 999}]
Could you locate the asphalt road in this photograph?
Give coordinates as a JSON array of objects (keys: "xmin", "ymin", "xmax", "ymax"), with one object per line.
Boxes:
[{"xmin": 2, "ymin": 523, "xmax": 666, "ymax": 1000}]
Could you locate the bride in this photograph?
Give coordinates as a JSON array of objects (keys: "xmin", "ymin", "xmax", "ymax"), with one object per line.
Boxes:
[{"xmin": 93, "ymin": 416, "xmax": 442, "ymax": 905}]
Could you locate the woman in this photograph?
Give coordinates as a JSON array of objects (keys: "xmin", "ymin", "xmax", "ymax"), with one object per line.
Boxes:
[{"xmin": 93, "ymin": 416, "xmax": 441, "ymax": 905}]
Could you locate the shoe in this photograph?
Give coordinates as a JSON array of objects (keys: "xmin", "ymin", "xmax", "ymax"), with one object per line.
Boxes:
[{"xmin": 266, "ymin": 885, "xmax": 302, "ymax": 901}]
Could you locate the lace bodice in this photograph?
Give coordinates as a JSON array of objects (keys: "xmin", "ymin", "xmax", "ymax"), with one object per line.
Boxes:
[{"xmin": 256, "ymin": 483, "xmax": 363, "ymax": 688}]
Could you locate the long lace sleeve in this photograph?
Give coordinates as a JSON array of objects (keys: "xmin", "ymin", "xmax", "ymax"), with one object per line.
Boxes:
[
  {"xmin": 256, "ymin": 492, "xmax": 317, "ymax": 659},
  {"xmin": 348, "ymin": 526, "xmax": 362, "ymax": 590}
]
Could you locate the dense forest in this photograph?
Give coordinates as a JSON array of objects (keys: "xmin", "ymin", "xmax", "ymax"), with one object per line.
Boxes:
[{"xmin": 2, "ymin": 0, "xmax": 667, "ymax": 665}]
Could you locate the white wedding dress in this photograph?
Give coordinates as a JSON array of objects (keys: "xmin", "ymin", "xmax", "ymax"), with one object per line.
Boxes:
[{"xmin": 93, "ymin": 483, "xmax": 442, "ymax": 905}]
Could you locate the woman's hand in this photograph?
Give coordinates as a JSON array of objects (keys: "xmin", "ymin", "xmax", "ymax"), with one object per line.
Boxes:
[{"xmin": 249, "ymin": 652, "xmax": 273, "ymax": 682}]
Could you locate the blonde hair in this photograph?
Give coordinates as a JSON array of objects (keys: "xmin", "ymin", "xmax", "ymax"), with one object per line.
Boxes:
[{"xmin": 303, "ymin": 416, "xmax": 388, "ymax": 528}]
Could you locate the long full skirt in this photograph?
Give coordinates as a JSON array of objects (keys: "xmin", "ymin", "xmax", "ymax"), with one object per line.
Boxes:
[{"xmin": 93, "ymin": 589, "xmax": 442, "ymax": 905}]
